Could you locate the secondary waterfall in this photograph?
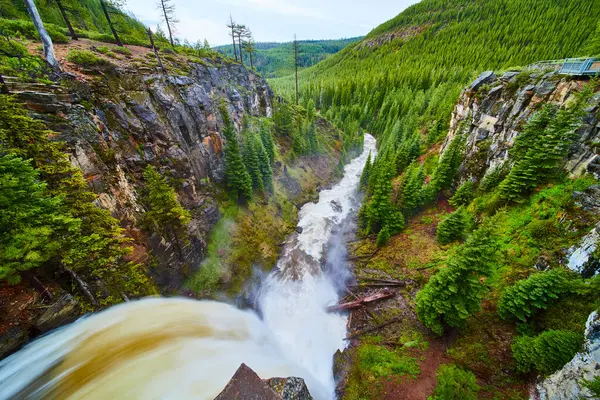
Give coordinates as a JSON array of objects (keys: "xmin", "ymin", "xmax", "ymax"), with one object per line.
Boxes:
[{"xmin": 0, "ymin": 134, "xmax": 377, "ymax": 400}]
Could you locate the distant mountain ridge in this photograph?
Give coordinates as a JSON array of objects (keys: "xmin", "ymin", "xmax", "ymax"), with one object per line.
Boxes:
[{"xmin": 214, "ymin": 37, "xmax": 362, "ymax": 78}]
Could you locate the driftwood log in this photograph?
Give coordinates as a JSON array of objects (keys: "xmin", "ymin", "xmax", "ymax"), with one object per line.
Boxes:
[
  {"xmin": 344, "ymin": 317, "xmax": 402, "ymax": 340},
  {"xmin": 327, "ymin": 290, "xmax": 394, "ymax": 313}
]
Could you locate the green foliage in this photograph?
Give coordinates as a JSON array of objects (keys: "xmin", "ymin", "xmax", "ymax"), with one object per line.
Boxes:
[
  {"xmin": 358, "ymin": 344, "xmax": 420, "ymax": 379},
  {"xmin": 479, "ymin": 164, "xmax": 508, "ymax": 193},
  {"xmin": 67, "ymin": 49, "xmax": 111, "ymax": 67},
  {"xmin": 416, "ymin": 226, "xmax": 497, "ymax": 335},
  {"xmin": 221, "ymin": 107, "xmax": 253, "ymax": 201},
  {"xmin": 581, "ymin": 376, "xmax": 600, "ymax": 397},
  {"xmin": 359, "ymin": 151, "xmax": 372, "ymax": 190},
  {"xmin": 497, "ymin": 269, "xmax": 573, "ymax": 322},
  {"xmin": 243, "ymin": 132, "xmax": 265, "ymax": 193},
  {"xmin": 376, "ymin": 225, "xmax": 390, "ymax": 247},
  {"xmin": 512, "ymin": 330, "xmax": 583, "ymax": 375},
  {"xmin": 259, "ymin": 121, "xmax": 276, "ymax": 163},
  {"xmin": 397, "ymin": 162, "xmax": 425, "ymax": 213},
  {"xmin": 450, "ymin": 180, "xmax": 474, "ymax": 207},
  {"xmin": 359, "ymin": 159, "xmax": 405, "ymax": 235},
  {"xmin": 431, "ymin": 136, "xmax": 464, "ymax": 193},
  {"xmin": 216, "ymin": 37, "xmax": 362, "ymax": 78},
  {"xmin": 436, "ymin": 207, "xmax": 467, "ymax": 245},
  {"xmin": 499, "ymin": 103, "xmax": 583, "ymax": 202},
  {"xmin": 0, "ymin": 155, "xmax": 77, "ymax": 283},
  {"xmin": 0, "ymin": 95, "xmax": 155, "ymax": 300},
  {"xmin": 430, "ymin": 364, "xmax": 480, "ymax": 400},
  {"xmin": 142, "ymin": 166, "xmax": 191, "ymax": 246}
]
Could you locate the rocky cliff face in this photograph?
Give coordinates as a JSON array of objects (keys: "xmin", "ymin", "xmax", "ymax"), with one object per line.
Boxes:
[
  {"xmin": 11, "ymin": 59, "xmax": 273, "ymax": 291},
  {"xmin": 534, "ymin": 311, "xmax": 600, "ymax": 400},
  {"xmin": 441, "ymin": 68, "xmax": 600, "ymax": 183}
]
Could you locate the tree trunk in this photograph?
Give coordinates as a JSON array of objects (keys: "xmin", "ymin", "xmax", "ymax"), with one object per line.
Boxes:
[
  {"xmin": 237, "ymin": 34, "xmax": 244, "ymax": 66},
  {"xmin": 55, "ymin": 0, "xmax": 78, "ymax": 40},
  {"xmin": 100, "ymin": 0, "xmax": 123, "ymax": 46},
  {"xmin": 294, "ymin": 35, "xmax": 299, "ymax": 105},
  {"xmin": 62, "ymin": 264, "xmax": 98, "ymax": 307},
  {"xmin": 23, "ymin": 0, "xmax": 61, "ymax": 72},
  {"xmin": 160, "ymin": 0, "xmax": 175, "ymax": 47},
  {"xmin": 147, "ymin": 28, "xmax": 166, "ymax": 74},
  {"xmin": 0, "ymin": 74, "xmax": 9, "ymax": 94},
  {"xmin": 230, "ymin": 22, "xmax": 237, "ymax": 61},
  {"xmin": 249, "ymin": 52, "xmax": 254, "ymax": 69}
]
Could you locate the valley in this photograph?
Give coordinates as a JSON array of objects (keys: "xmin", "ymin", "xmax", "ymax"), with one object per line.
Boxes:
[{"xmin": 0, "ymin": 0, "xmax": 599, "ymax": 399}]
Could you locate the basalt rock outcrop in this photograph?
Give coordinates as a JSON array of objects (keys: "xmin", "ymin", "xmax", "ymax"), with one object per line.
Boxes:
[{"xmin": 441, "ymin": 69, "xmax": 600, "ymax": 184}]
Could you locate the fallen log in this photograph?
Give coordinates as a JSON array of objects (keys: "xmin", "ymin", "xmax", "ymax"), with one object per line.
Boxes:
[
  {"xmin": 327, "ymin": 290, "xmax": 394, "ymax": 313},
  {"xmin": 360, "ymin": 278, "xmax": 406, "ymax": 285},
  {"xmin": 344, "ymin": 317, "xmax": 402, "ymax": 340},
  {"xmin": 349, "ymin": 283, "xmax": 404, "ymax": 289}
]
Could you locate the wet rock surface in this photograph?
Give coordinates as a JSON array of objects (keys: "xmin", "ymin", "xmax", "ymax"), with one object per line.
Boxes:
[{"xmin": 215, "ymin": 363, "xmax": 313, "ymax": 400}]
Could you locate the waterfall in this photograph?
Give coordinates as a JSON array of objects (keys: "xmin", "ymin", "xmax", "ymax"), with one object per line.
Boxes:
[{"xmin": 0, "ymin": 134, "xmax": 377, "ymax": 400}]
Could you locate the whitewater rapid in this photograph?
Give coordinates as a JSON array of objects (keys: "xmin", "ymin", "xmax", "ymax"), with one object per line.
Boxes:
[{"xmin": 0, "ymin": 134, "xmax": 377, "ymax": 400}]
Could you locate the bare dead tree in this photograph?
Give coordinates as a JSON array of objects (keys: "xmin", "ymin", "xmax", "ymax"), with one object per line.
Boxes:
[
  {"xmin": 147, "ymin": 28, "xmax": 166, "ymax": 74},
  {"xmin": 293, "ymin": 34, "xmax": 300, "ymax": 105},
  {"xmin": 23, "ymin": 0, "xmax": 61, "ymax": 72},
  {"xmin": 100, "ymin": 0, "xmax": 123, "ymax": 46},
  {"xmin": 53, "ymin": 0, "xmax": 78, "ymax": 40},
  {"xmin": 227, "ymin": 15, "xmax": 238, "ymax": 61},
  {"xmin": 157, "ymin": 0, "xmax": 178, "ymax": 48}
]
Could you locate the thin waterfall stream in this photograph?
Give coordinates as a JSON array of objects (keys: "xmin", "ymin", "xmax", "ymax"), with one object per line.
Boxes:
[{"xmin": 0, "ymin": 134, "xmax": 377, "ymax": 400}]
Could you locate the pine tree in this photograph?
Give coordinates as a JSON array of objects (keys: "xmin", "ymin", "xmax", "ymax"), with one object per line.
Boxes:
[
  {"xmin": 158, "ymin": 0, "xmax": 178, "ymax": 48},
  {"xmin": 416, "ymin": 226, "xmax": 497, "ymax": 335},
  {"xmin": 0, "ymin": 155, "xmax": 78, "ymax": 284},
  {"xmin": 376, "ymin": 225, "xmax": 391, "ymax": 247},
  {"xmin": 512, "ymin": 330, "xmax": 583, "ymax": 374},
  {"xmin": 436, "ymin": 207, "xmax": 467, "ymax": 244},
  {"xmin": 221, "ymin": 107, "xmax": 253, "ymax": 201},
  {"xmin": 243, "ymin": 133, "xmax": 264, "ymax": 193},
  {"xmin": 359, "ymin": 151, "xmax": 372, "ymax": 190},
  {"xmin": 449, "ymin": 180, "xmax": 474, "ymax": 207},
  {"xmin": 260, "ymin": 123, "xmax": 276, "ymax": 163},
  {"xmin": 255, "ymin": 135, "xmax": 274, "ymax": 193},
  {"xmin": 398, "ymin": 162, "xmax": 425, "ymax": 213},
  {"xmin": 431, "ymin": 135, "xmax": 463, "ymax": 192},
  {"xmin": 143, "ymin": 166, "xmax": 191, "ymax": 254}
]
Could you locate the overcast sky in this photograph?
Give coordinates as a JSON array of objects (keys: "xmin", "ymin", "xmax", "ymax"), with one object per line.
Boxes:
[{"xmin": 124, "ymin": 0, "xmax": 420, "ymax": 46}]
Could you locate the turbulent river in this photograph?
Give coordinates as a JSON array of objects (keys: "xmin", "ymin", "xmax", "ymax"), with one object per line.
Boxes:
[{"xmin": 0, "ymin": 134, "xmax": 377, "ymax": 400}]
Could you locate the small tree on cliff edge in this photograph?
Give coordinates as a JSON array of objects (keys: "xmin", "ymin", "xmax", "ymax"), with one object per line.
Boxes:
[
  {"xmin": 221, "ymin": 106, "xmax": 253, "ymax": 201},
  {"xmin": 157, "ymin": 0, "xmax": 178, "ymax": 48},
  {"xmin": 23, "ymin": 0, "xmax": 61, "ymax": 71},
  {"xmin": 143, "ymin": 165, "xmax": 191, "ymax": 258}
]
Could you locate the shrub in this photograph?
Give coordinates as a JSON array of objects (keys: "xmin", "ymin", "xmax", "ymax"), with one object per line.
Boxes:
[
  {"xmin": 497, "ymin": 269, "xmax": 572, "ymax": 322},
  {"xmin": 358, "ymin": 344, "xmax": 420, "ymax": 379},
  {"xmin": 512, "ymin": 330, "xmax": 583, "ymax": 375},
  {"xmin": 67, "ymin": 49, "xmax": 110, "ymax": 67},
  {"xmin": 113, "ymin": 46, "xmax": 132, "ymax": 56},
  {"xmin": 431, "ymin": 364, "xmax": 480, "ymax": 400},
  {"xmin": 436, "ymin": 207, "xmax": 467, "ymax": 244}
]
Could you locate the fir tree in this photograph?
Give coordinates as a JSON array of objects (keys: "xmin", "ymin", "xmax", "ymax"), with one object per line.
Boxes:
[
  {"xmin": 359, "ymin": 151, "xmax": 372, "ymax": 190},
  {"xmin": 0, "ymin": 155, "xmax": 78, "ymax": 284},
  {"xmin": 449, "ymin": 180, "xmax": 474, "ymax": 207},
  {"xmin": 221, "ymin": 107, "xmax": 253, "ymax": 201},
  {"xmin": 512, "ymin": 330, "xmax": 583, "ymax": 374},
  {"xmin": 431, "ymin": 135, "xmax": 463, "ymax": 193},
  {"xmin": 143, "ymin": 165, "xmax": 191, "ymax": 256},
  {"xmin": 436, "ymin": 207, "xmax": 467, "ymax": 244},
  {"xmin": 416, "ymin": 226, "xmax": 497, "ymax": 335},
  {"xmin": 398, "ymin": 162, "xmax": 425, "ymax": 213},
  {"xmin": 376, "ymin": 225, "xmax": 391, "ymax": 247},
  {"xmin": 243, "ymin": 133, "xmax": 264, "ymax": 193},
  {"xmin": 259, "ymin": 122, "xmax": 276, "ymax": 163},
  {"xmin": 255, "ymin": 135, "xmax": 274, "ymax": 193}
]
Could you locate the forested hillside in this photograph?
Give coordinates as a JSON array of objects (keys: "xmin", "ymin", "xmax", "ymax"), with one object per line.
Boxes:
[
  {"xmin": 0, "ymin": 0, "xmax": 149, "ymax": 44},
  {"xmin": 215, "ymin": 37, "xmax": 361, "ymax": 78}
]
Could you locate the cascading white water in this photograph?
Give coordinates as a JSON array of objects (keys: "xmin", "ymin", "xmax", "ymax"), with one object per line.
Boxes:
[{"xmin": 0, "ymin": 134, "xmax": 376, "ymax": 400}]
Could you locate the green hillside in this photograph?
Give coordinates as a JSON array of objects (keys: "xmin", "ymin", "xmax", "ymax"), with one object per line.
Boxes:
[
  {"xmin": 271, "ymin": 0, "xmax": 599, "ymax": 140},
  {"xmin": 0, "ymin": 0, "xmax": 149, "ymax": 45},
  {"xmin": 214, "ymin": 37, "xmax": 361, "ymax": 78}
]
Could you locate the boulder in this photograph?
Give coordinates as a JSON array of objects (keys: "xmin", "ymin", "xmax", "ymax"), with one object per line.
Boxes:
[
  {"xmin": 33, "ymin": 293, "xmax": 81, "ymax": 332},
  {"xmin": 214, "ymin": 364, "xmax": 281, "ymax": 400},
  {"xmin": 265, "ymin": 377, "xmax": 313, "ymax": 400},
  {"xmin": 470, "ymin": 71, "xmax": 496, "ymax": 91}
]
